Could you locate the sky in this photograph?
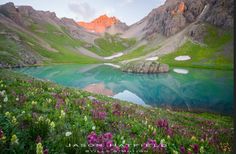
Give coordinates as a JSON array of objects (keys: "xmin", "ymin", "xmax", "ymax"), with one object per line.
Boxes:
[{"xmin": 0, "ymin": 0, "xmax": 165, "ymax": 25}]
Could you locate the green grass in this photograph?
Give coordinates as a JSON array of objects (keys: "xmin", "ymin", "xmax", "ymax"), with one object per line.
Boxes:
[
  {"xmin": 113, "ymin": 45, "xmax": 160, "ymax": 62},
  {"xmin": 89, "ymin": 33, "xmax": 136, "ymax": 56},
  {"xmin": 0, "ymin": 69, "xmax": 233, "ymax": 153},
  {"xmin": 0, "ymin": 34, "xmax": 21, "ymax": 65},
  {"xmin": 159, "ymin": 25, "xmax": 233, "ymax": 69},
  {"xmin": 30, "ymin": 23, "xmax": 100, "ymax": 64},
  {"xmin": 0, "ymin": 23, "xmax": 100, "ymax": 66}
]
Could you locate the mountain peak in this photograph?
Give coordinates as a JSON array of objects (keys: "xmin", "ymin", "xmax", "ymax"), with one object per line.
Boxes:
[{"xmin": 77, "ymin": 15, "xmax": 119, "ymax": 33}]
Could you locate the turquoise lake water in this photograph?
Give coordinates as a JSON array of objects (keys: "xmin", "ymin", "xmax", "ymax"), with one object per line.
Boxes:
[{"xmin": 15, "ymin": 64, "xmax": 234, "ymax": 115}]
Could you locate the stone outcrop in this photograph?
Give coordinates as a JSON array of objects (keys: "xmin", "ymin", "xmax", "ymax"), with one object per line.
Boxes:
[
  {"xmin": 105, "ymin": 21, "xmax": 129, "ymax": 35},
  {"xmin": 127, "ymin": 0, "xmax": 233, "ymax": 40},
  {"xmin": 121, "ymin": 61, "xmax": 169, "ymax": 74}
]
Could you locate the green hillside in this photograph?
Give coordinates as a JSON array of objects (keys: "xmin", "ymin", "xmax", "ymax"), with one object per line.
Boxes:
[
  {"xmin": 0, "ymin": 23, "xmax": 100, "ymax": 66},
  {"xmin": 159, "ymin": 25, "xmax": 233, "ymax": 69},
  {"xmin": 85, "ymin": 33, "xmax": 136, "ymax": 57}
]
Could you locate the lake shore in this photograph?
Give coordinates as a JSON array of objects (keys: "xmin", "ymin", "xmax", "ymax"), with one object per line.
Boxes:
[{"xmin": 0, "ymin": 68, "xmax": 233, "ymax": 153}]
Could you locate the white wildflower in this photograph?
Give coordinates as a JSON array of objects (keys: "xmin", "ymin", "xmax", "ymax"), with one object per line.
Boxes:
[
  {"xmin": 3, "ymin": 96, "xmax": 8, "ymax": 102},
  {"xmin": 84, "ymin": 116, "xmax": 87, "ymax": 122},
  {"xmin": 92, "ymin": 126, "xmax": 96, "ymax": 130},
  {"xmin": 65, "ymin": 131, "xmax": 72, "ymax": 137},
  {"xmin": 32, "ymin": 101, "xmax": 37, "ymax": 105},
  {"xmin": 50, "ymin": 121, "xmax": 55, "ymax": 129}
]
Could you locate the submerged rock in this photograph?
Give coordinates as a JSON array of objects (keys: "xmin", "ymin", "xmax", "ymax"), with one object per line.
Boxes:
[{"xmin": 121, "ymin": 61, "xmax": 169, "ymax": 74}]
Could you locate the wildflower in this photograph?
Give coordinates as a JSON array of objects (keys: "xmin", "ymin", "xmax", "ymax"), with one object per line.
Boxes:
[
  {"xmin": 50, "ymin": 121, "xmax": 55, "ymax": 129},
  {"xmin": 38, "ymin": 116, "xmax": 44, "ymax": 121},
  {"xmin": 142, "ymin": 139, "xmax": 159, "ymax": 152},
  {"xmin": 92, "ymin": 110, "xmax": 107, "ymax": 120},
  {"xmin": 0, "ymin": 129, "xmax": 3, "ymax": 139},
  {"xmin": 0, "ymin": 90, "xmax": 5, "ymax": 96},
  {"xmin": 59, "ymin": 110, "xmax": 65, "ymax": 118},
  {"xmin": 46, "ymin": 98, "xmax": 52, "ymax": 103},
  {"xmin": 11, "ymin": 134, "xmax": 19, "ymax": 145},
  {"xmin": 36, "ymin": 142, "xmax": 43, "ymax": 154},
  {"xmin": 191, "ymin": 136, "xmax": 197, "ymax": 141},
  {"xmin": 0, "ymin": 105, "xmax": 1, "ymax": 108},
  {"xmin": 172, "ymin": 150, "xmax": 179, "ymax": 154},
  {"xmin": 122, "ymin": 140, "xmax": 126, "ymax": 144},
  {"xmin": 103, "ymin": 132, "xmax": 112, "ymax": 140},
  {"xmin": 11, "ymin": 116, "xmax": 17, "ymax": 125},
  {"xmin": 156, "ymin": 119, "xmax": 169, "ymax": 128},
  {"xmin": 46, "ymin": 118, "xmax": 51, "ymax": 124},
  {"xmin": 1, "ymin": 135, "xmax": 6, "ymax": 143},
  {"xmin": 16, "ymin": 97, "xmax": 19, "ymax": 101},
  {"xmin": 166, "ymin": 128, "xmax": 174, "ymax": 136},
  {"xmin": 121, "ymin": 144, "xmax": 129, "ymax": 153},
  {"xmin": 43, "ymin": 149, "xmax": 49, "ymax": 154},
  {"xmin": 84, "ymin": 116, "xmax": 87, "ymax": 122},
  {"xmin": 200, "ymin": 146, "xmax": 204, "ymax": 153},
  {"xmin": 5, "ymin": 112, "xmax": 11, "ymax": 118},
  {"xmin": 32, "ymin": 101, "xmax": 37, "ymax": 105},
  {"xmin": 180, "ymin": 145, "xmax": 186, "ymax": 154},
  {"xmin": 192, "ymin": 144, "xmax": 199, "ymax": 153},
  {"xmin": 160, "ymin": 139, "xmax": 167, "ymax": 148},
  {"xmin": 3, "ymin": 96, "xmax": 8, "ymax": 102},
  {"xmin": 22, "ymin": 111, "xmax": 25, "ymax": 114},
  {"xmin": 65, "ymin": 131, "xmax": 72, "ymax": 137},
  {"xmin": 113, "ymin": 146, "xmax": 120, "ymax": 152},
  {"xmin": 92, "ymin": 126, "xmax": 96, "ymax": 130},
  {"xmin": 87, "ymin": 132, "xmax": 98, "ymax": 144}
]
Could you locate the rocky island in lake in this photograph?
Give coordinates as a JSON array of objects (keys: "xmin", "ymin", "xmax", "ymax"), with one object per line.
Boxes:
[{"xmin": 121, "ymin": 61, "xmax": 169, "ymax": 73}]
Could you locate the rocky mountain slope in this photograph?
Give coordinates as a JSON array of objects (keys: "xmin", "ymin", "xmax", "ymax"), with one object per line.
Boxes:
[
  {"xmin": 0, "ymin": 2, "xmax": 104, "ymax": 67},
  {"xmin": 119, "ymin": 0, "xmax": 233, "ymax": 69},
  {"xmin": 122, "ymin": 0, "xmax": 233, "ymax": 40},
  {"xmin": 0, "ymin": 0, "xmax": 234, "ymax": 69}
]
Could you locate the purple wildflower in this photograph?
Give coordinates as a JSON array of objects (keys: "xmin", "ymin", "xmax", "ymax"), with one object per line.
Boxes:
[
  {"xmin": 192, "ymin": 144, "xmax": 199, "ymax": 153},
  {"xmin": 112, "ymin": 146, "xmax": 120, "ymax": 152},
  {"xmin": 166, "ymin": 128, "xmax": 174, "ymax": 136},
  {"xmin": 180, "ymin": 145, "xmax": 186, "ymax": 154},
  {"xmin": 91, "ymin": 110, "xmax": 107, "ymax": 120},
  {"xmin": 43, "ymin": 149, "xmax": 49, "ymax": 154},
  {"xmin": 156, "ymin": 119, "xmax": 169, "ymax": 128},
  {"xmin": 103, "ymin": 132, "xmax": 112, "ymax": 140},
  {"xmin": 121, "ymin": 144, "xmax": 129, "ymax": 153},
  {"xmin": 87, "ymin": 132, "xmax": 97, "ymax": 144},
  {"xmin": 0, "ymin": 129, "xmax": 3, "ymax": 139},
  {"xmin": 142, "ymin": 139, "xmax": 160, "ymax": 152}
]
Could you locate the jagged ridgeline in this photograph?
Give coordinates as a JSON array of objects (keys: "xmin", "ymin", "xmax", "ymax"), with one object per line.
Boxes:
[{"xmin": 0, "ymin": 0, "xmax": 234, "ymax": 69}]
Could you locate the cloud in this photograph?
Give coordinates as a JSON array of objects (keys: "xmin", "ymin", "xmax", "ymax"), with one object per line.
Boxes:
[
  {"xmin": 120, "ymin": 0, "xmax": 134, "ymax": 6},
  {"xmin": 68, "ymin": 2, "xmax": 96, "ymax": 21}
]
